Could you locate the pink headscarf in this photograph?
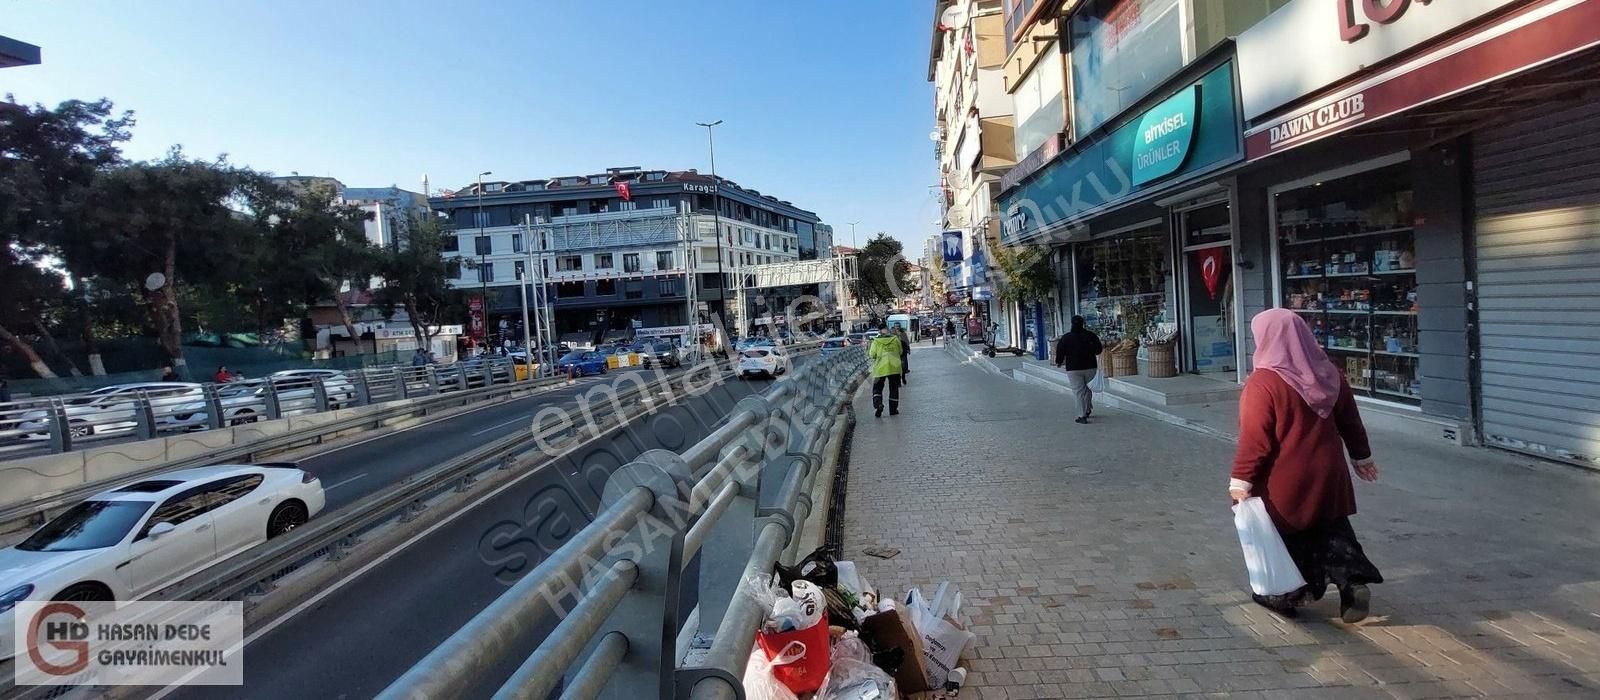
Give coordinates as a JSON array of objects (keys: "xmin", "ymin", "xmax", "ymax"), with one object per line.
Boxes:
[{"xmin": 1251, "ymin": 308, "xmax": 1342, "ymax": 418}]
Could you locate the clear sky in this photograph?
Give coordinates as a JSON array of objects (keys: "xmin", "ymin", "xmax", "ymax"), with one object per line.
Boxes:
[{"xmin": 3, "ymin": 0, "xmax": 941, "ymax": 251}]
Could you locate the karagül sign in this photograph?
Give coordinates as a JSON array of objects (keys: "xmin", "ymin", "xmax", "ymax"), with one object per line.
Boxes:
[
  {"xmin": 1237, "ymin": 0, "xmax": 1520, "ymax": 119},
  {"xmin": 682, "ymin": 183, "xmax": 718, "ymax": 194}
]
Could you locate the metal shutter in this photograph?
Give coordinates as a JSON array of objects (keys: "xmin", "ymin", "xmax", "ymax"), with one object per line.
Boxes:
[{"xmin": 1473, "ymin": 98, "xmax": 1600, "ymax": 467}]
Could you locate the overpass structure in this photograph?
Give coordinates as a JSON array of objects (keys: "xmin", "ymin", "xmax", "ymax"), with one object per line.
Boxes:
[{"xmin": 729, "ymin": 255, "xmax": 856, "ymax": 334}]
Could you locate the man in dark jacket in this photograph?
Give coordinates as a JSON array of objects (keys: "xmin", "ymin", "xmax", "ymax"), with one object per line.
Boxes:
[{"xmin": 1054, "ymin": 315, "xmax": 1103, "ymax": 424}]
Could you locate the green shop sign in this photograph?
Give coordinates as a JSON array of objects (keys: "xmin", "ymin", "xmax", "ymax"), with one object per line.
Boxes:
[{"xmin": 1000, "ymin": 61, "xmax": 1240, "ymax": 245}]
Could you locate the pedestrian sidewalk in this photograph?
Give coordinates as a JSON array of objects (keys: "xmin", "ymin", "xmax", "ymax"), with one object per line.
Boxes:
[{"xmin": 841, "ymin": 344, "xmax": 1600, "ymax": 699}]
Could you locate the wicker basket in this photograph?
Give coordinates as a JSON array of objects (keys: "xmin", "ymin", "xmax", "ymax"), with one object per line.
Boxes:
[
  {"xmin": 1141, "ymin": 342, "xmax": 1178, "ymax": 378},
  {"xmin": 1097, "ymin": 348, "xmax": 1116, "ymax": 377},
  {"xmin": 1111, "ymin": 349, "xmax": 1139, "ymax": 377}
]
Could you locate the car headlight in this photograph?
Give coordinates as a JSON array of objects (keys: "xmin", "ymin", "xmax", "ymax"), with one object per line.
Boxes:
[{"xmin": 0, "ymin": 584, "xmax": 35, "ymax": 613}]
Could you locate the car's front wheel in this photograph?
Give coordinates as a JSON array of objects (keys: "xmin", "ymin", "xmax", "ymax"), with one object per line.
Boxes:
[
  {"xmin": 267, "ymin": 501, "xmax": 308, "ymax": 539},
  {"xmin": 55, "ymin": 582, "xmax": 112, "ymax": 602}
]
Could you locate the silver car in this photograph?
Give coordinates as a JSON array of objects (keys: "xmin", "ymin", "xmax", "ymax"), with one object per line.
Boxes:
[{"xmin": 14, "ymin": 383, "xmax": 204, "ymax": 440}]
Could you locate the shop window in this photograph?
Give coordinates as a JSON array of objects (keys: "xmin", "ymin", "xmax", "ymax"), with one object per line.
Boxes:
[
  {"xmin": 659, "ymin": 279, "xmax": 682, "ymax": 296},
  {"xmin": 556, "ymin": 282, "xmax": 585, "ymax": 298},
  {"xmin": 1013, "ymin": 47, "xmax": 1067, "ymax": 159},
  {"xmin": 596, "ymin": 279, "xmax": 616, "ymax": 296},
  {"xmin": 1190, "ymin": 0, "xmax": 1292, "ymax": 56},
  {"xmin": 624, "ymin": 280, "xmax": 644, "ymax": 299},
  {"xmin": 1275, "ymin": 162, "xmax": 1419, "ymax": 403},
  {"xmin": 1069, "ymin": 0, "xmax": 1185, "ymax": 139},
  {"xmin": 1073, "ymin": 228, "xmax": 1174, "ymax": 342}
]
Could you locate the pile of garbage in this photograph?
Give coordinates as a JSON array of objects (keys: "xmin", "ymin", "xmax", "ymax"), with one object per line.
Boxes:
[{"xmin": 743, "ymin": 549, "xmax": 976, "ymax": 699}]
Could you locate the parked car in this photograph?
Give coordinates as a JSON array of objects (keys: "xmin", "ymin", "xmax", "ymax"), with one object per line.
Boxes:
[
  {"xmin": 0, "ymin": 463, "xmax": 325, "ymax": 660},
  {"xmin": 737, "ymin": 344, "xmax": 791, "ymax": 379},
  {"xmin": 820, "ymin": 337, "xmax": 847, "ymax": 356},
  {"xmin": 14, "ymin": 383, "xmax": 204, "ymax": 440},
  {"xmin": 846, "ymin": 332, "xmax": 867, "ymax": 346},
  {"xmin": 556, "ymin": 351, "xmax": 608, "ymax": 377},
  {"xmin": 631, "ymin": 340, "xmax": 682, "ymax": 369},
  {"xmin": 269, "ymin": 369, "xmax": 356, "ymax": 407}
]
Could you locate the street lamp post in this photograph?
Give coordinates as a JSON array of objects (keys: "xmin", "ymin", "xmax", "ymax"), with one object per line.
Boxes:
[
  {"xmin": 696, "ymin": 120, "xmax": 726, "ymax": 339},
  {"xmin": 848, "ymin": 220, "xmax": 860, "ymax": 250},
  {"xmin": 476, "ymin": 170, "xmax": 492, "ymax": 345}
]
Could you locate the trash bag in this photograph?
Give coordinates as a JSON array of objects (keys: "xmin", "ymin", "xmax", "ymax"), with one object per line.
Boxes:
[
  {"xmin": 905, "ymin": 584, "xmax": 976, "ymax": 689},
  {"xmin": 1088, "ymin": 367, "xmax": 1107, "ymax": 392},
  {"xmin": 832, "ymin": 635, "xmax": 872, "ymax": 665},
  {"xmin": 1233, "ymin": 497, "xmax": 1307, "ymax": 596},
  {"xmin": 743, "ymin": 643, "xmax": 801, "ymax": 700},
  {"xmin": 816, "ymin": 657, "xmax": 897, "ymax": 700},
  {"xmin": 775, "ymin": 549, "xmax": 860, "ymax": 631}
]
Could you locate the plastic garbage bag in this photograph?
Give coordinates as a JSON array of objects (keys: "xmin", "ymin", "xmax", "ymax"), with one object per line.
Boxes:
[
  {"xmin": 1088, "ymin": 367, "xmax": 1107, "ymax": 392},
  {"xmin": 1233, "ymin": 497, "xmax": 1307, "ymax": 596},
  {"xmin": 743, "ymin": 643, "xmax": 801, "ymax": 700},
  {"xmin": 904, "ymin": 585, "xmax": 976, "ymax": 689},
  {"xmin": 817, "ymin": 657, "xmax": 897, "ymax": 700},
  {"xmin": 832, "ymin": 635, "xmax": 872, "ymax": 665}
]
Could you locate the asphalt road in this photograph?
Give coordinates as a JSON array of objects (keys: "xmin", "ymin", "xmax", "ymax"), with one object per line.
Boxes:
[{"xmin": 159, "ymin": 357, "xmax": 811, "ymax": 700}]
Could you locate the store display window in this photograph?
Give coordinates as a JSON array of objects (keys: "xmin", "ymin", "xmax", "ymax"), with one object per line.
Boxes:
[
  {"xmin": 1074, "ymin": 228, "xmax": 1174, "ymax": 341},
  {"xmin": 1275, "ymin": 162, "xmax": 1420, "ymax": 404}
]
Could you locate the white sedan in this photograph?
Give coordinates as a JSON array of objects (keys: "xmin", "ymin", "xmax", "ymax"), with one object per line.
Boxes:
[
  {"xmin": 737, "ymin": 345, "xmax": 791, "ymax": 379},
  {"xmin": 0, "ymin": 464, "xmax": 325, "ymax": 659}
]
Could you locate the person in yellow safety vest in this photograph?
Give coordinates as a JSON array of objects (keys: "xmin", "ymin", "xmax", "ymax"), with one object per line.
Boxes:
[{"xmin": 867, "ymin": 322, "xmax": 904, "ymax": 418}]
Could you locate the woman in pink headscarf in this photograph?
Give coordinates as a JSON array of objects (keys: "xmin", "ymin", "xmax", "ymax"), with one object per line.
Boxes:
[{"xmin": 1230, "ymin": 308, "xmax": 1382, "ymax": 622}]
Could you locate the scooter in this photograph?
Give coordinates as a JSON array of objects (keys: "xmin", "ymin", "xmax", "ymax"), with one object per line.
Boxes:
[{"xmin": 982, "ymin": 324, "xmax": 1026, "ymax": 358}]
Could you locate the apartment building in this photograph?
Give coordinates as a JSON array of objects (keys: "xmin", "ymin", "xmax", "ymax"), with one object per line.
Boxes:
[
  {"xmin": 431, "ymin": 167, "xmax": 824, "ymax": 340},
  {"xmin": 992, "ymin": 0, "xmax": 1600, "ymax": 467},
  {"xmin": 930, "ymin": 0, "xmax": 1018, "ymax": 342}
]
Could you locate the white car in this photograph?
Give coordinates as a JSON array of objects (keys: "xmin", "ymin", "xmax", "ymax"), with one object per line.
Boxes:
[
  {"xmin": 270, "ymin": 369, "xmax": 357, "ymax": 407},
  {"xmin": 0, "ymin": 464, "xmax": 325, "ymax": 659},
  {"xmin": 738, "ymin": 345, "xmax": 791, "ymax": 379},
  {"xmin": 14, "ymin": 383, "xmax": 204, "ymax": 440}
]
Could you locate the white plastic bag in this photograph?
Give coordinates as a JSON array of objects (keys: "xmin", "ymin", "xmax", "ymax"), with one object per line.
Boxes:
[
  {"xmin": 817, "ymin": 657, "xmax": 897, "ymax": 700},
  {"xmin": 743, "ymin": 643, "xmax": 802, "ymax": 700},
  {"xmin": 1232, "ymin": 497, "xmax": 1307, "ymax": 596},
  {"xmin": 905, "ymin": 586, "xmax": 975, "ymax": 689},
  {"xmin": 1088, "ymin": 367, "xmax": 1107, "ymax": 392}
]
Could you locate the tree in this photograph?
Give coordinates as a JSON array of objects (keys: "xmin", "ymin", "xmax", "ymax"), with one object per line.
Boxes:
[
  {"xmin": 374, "ymin": 212, "xmax": 460, "ymax": 351},
  {"xmin": 851, "ymin": 233, "xmax": 912, "ymax": 314},
  {"xmin": 0, "ymin": 97, "xmax": 134, "ymax": 375},
  {"xmin": 250, "ymin": 182, "xmax": 379, "ymax": 348},
  {"xmin": 79, "ymin": 151, "xmax": 265, "ymax": 376},
  {"xmin": 991, "ymin": 241, "xmax": 1055, "ymax": 304}
]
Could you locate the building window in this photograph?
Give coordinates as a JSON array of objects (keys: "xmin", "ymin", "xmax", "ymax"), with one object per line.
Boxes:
[
  {"xmin": 561, "ymin": 206, "xmax": 578, "ymax": 217},
  {"xmin": 446, "ymin": 260, "xmax": 462, "ymax": 279},
  {"xmin": 557, "ymin": 255, "xmax": 583, "ymax": 272},
  {"xmin": 541, "ymin": 258, "xmax": 549, "ymax": 277},
  {"xmin": 652, "ymin": 198, "xmax": 671, "ymax": 209},
  {"xmin": 656, "ymin": 251, "xmax": 675, "ymax": 269},
  {"xmin": 1192, "ymin": 0, "xmax": 1291, "ymax": 55},
  {"xmin": 619, "ymin": 200, "xmax": 637, "ymax": 211},
  {"xmin": 624, "ymin": 280, "xmax": 644, "ymax": 299},
  {"xmin": 703, "ymin": 272, "xmax": 722, "ymax": 289},
  {"xmin": 514, "ymin": 260, "xmax": 526, "ymax": 279},
  {"xmin": 1013, "ymin": 47, "xmax": 1067, "ymax": 159},
  {"xmin": 443, "ymin": 235, "xmax": 460, "ymax": 252},
  {"xmin": 474, "ymin": 211, "xmax": 489, "ymax": 229},
  {"xmin": 595, "ymin": 253, "xmax": 613, "ymax": 269},
  {"xmin": 512, "ymin": 233, "xmax": 523, "ymax": 253},
  {"xmin": 764, "ymin": 234, "xmax": 771, "ymax": 249},
  {"xmin": 623, "ymin": 253, "xmax": 641, "ymax": 273},
  {"xmin": 477, "ymin": 261, "xmax": 495, "ymax": 283},
  {"xmin": 596, "ymin": 279, "xmax": 617, "ymax": 296},
  {"xmin": 556, "ymin": 281, "xmax": 585, "ymax": 298},
  {"xmin": 659, "ymin": 279, "xmax": 682, "ymax": 296},
  {"xmin": 475, "ymin": 236, "xmax": 492, "ymax": 256},
  {"xmin": 1069, "ymin": 0, "xmax": 1185, "ymax": 139}
]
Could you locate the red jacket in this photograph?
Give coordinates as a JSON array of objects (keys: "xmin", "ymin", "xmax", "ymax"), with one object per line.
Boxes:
[{"xmin": 1231, "ymin": 370, "xmax": 1372, "ymax": 533}]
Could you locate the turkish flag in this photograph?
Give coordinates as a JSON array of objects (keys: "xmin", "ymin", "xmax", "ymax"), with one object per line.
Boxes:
[
  {"xmin": 1197, "ymin": 248, "xmax": 1226, "ymax": 300},
  {"xmin": 614, "ymin": 181, "xmax": 632, "ymax": 201}
]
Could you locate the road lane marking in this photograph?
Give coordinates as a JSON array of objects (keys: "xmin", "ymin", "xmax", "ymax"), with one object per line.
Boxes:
[
  {"xmin": 325, "ymin": 474, "xmax": 368, "ymax": 490},
  {"xmin": 471, "ymin": 415, "xmax": 531, "ymax": 437}
]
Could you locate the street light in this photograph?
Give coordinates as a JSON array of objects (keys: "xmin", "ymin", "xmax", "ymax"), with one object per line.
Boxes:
[
  {"xmin": 847, "ymin": 220, "xmax": 860, "ymax": 250},
  {"xmin": 696, "ymin": 119, "xmax": 728, "ymax": 339},
  {"xmin": 477, "ymin": 170, "xmax": 492, "ymax": 346}
]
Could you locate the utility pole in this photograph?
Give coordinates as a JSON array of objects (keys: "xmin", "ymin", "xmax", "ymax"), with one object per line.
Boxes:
[
  {"xmin": 848, "ymin": 221, "xmax": 860, "ymax": 250},
  {"xmin": 696, "ymin": 120, "xmax": 727, "ymax": 345},
  {"xmin": 476, "ymin": 170, "xmax": 492, "ymax": 344},
  {"xmin": 517, "ymin": 217, "xmax": 534, "ymax": 380}
]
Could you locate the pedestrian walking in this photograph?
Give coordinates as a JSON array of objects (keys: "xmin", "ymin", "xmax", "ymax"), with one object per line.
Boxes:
[
  {"xmin": 1053, "ymin": 316, "xmax": 1103, "ymax": 424},
  {"xmin": 892, "ymin": 326, "xmax": 911, "ymax": 386},
  {"xmin": 867, "ymin": 323, "xmax": 903, "ymax": 418},
  {"xmin": 1230, "ymin": 308, "xmax": 1382, "ymax": 622},
  {"xmin": 945, "ymin": 318, "xmax": 956, "ymax": 345},
  {"xmin": 411, "ymin": 348, "xmax": 430, "ymax": 367}
]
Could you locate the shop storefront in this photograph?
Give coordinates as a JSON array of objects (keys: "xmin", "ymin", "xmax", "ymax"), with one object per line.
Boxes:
[
  {"xmin": 1233, "ymin": 0, "xmax": 1600, "ymax": 464},
  {"xmin": 1000, "ymin": 55, "xmax": 1244, "ymax": 373}
]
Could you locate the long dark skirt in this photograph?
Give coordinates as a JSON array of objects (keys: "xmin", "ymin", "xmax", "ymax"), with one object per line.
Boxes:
[{"xmin": 1261, "ymin": 516, "xmax": 1383, "ymax": 607}]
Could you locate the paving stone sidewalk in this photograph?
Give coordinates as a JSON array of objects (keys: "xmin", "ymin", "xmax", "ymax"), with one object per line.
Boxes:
[{"xmin": 840, "ymin": 344, "xmax": 1600, "ymax": 699}]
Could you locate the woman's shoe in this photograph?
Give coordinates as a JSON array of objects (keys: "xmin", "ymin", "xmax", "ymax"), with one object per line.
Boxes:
[
  {"xmin": 1339, "ymin": 584, "xmax": 1370, "ymax": 623},
  {"xmin": 1251, "ymin": 593, "xmax": 1298, "ymax": 618}
]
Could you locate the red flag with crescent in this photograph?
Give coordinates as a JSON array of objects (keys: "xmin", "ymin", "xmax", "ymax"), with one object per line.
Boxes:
[
  {"xmin": 614, "ymin": 181, "xmax": 631, "ymax": 201},
  {"xmin": 1198, "ymin": 248, "xmax": 1225, "ymax": 299}
]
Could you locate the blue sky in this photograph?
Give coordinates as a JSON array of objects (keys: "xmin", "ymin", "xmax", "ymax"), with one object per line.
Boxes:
[{"xmin": 3, "ymin": 1, "xmax": 941, "ymax": 250}]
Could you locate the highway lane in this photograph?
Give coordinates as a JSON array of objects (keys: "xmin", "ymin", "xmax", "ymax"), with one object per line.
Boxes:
[{"xmin": 159, "ymin": 359, "xmax": 810, "ymax": 700}]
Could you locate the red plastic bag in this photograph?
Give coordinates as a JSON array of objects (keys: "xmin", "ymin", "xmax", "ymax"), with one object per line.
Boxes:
[{"xmin": 756, "ymin": 611, "xmax": 831, "ymax": 694}]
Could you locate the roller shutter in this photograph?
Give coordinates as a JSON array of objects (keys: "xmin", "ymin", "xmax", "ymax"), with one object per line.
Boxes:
[{"xmin": 1472, "ymin": 98, "xmax": 1600, "ymax": 467}]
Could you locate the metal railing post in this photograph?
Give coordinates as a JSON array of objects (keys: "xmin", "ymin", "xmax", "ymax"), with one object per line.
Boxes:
[
  {"xmin": 456, "ymin": 364, "xmax": 468, "ymax": 392},
  {"xmin": 264, "ymin": 381, "xmax": 283, "ymax": 420},
  {"xmin": 562, "ymin": 449, "xmax": 696, "ymax": 699},
  {"xmin": 353, "ymin": 370, "xmax": 372, "ymax": 406},
  {"xmin": 689, "ymin": 397, "xmax": 769, "ymax": 646},
  {"xmin": 133, "ymin": 391, "xmax": 157, "ymax": 440},
  {"xmin": 480, "ymin": 360, "xmax": 495, "ymax": 388},
  {"xmin": 204, "ymin": 384, "xmax": 224, "ymax": 430},
  {"xmin": 427, "ymin": 365, "xmax": 442, "ymax": 395},
  {"xmin": 312, "ymin": 379, "xmax": 330, "ymax": 412},
  {"xmin": 48, "ymin": 399, "xmax": 72, "ymax": 453}
]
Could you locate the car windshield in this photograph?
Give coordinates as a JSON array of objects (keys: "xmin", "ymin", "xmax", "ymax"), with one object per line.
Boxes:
[
  {"xmin": 742, "ymin": 349, "xmax": 770, "ymax": 358},
  {"xmin": 558, "ymin": 352, "xmax": 585, "ymax": 363},
  {"xmin": 17, "ymin": 500, "xmax": 154, "ymax": 552}
]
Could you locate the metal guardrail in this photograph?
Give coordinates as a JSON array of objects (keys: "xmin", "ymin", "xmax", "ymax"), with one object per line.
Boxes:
[
  {"xmin": 0, "ymin": 357, "xmax": 526, "ymax": 457},
  {"xmin": 0, "ymin": 358, "xmax": 566, "ymax": 531},
  {"xmin": 374, "ymin": 347, "xmax": 869, "ymax": 700}
]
